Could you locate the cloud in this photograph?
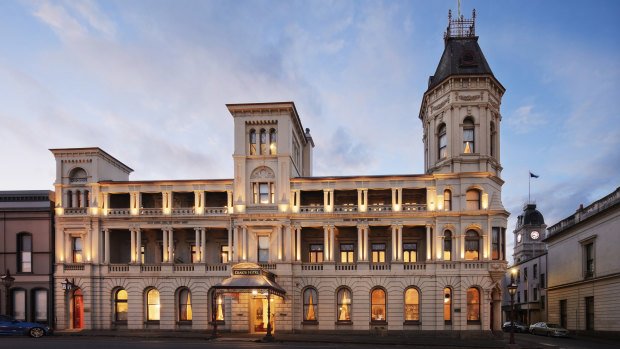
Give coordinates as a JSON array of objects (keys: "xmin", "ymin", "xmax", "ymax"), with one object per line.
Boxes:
[{"xmin": 506, "ymin": 105, "xmax": 546, "ymax": 133}]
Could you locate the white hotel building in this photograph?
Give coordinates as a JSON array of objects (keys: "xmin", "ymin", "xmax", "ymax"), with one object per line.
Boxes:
[{"xmin": 52, "ymin": 11, "xmax": 508, "ymax": 335}]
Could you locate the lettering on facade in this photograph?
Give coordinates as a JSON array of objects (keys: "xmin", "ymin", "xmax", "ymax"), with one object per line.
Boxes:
[
  {"xmin": 233, "ymin": 269, "xmax": 261, "ymax": 276},
  {"xmin": 146, "ymin": 221, "xmax": 189, "ymax": 225}
]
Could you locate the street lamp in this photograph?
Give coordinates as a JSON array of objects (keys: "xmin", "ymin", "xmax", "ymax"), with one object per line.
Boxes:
[
  {"xmin": 1, "ymin": 269, "xmax": 15, "ymax": 315},
  {"xmin": 508, "ymin": 268, "xmax": 518, "ymax": 345}
]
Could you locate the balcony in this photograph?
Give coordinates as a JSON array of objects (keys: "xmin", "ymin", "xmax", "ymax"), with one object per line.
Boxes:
[{"xmin": 64, "ymin": 208, "xmax": 88, "ymax": 215}]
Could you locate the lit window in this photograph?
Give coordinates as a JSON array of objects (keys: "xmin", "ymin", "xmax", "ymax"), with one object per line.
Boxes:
[
  {"xmin": 146, "ymin": 289, "xmax": 160, "ymax": 321},
  {"xmin": 253, "ymin": 182, "xmax": 275, "ymax": 204},
  {"xmin": 403, "ymin": 243, "xmax": 417, "ymax": 263},
  {"xmin": 443, "ymin": 231, "xmax": 452, "ymax": 261},
  {"xmin": 260, "ymin": 129, "xmax": 267, "ymax": 154},
  {"xmin": 467, "ymin": 288, "xmax": 480, "ymax": 322},
  {"xmin": 438, "ymin": 124, "xmax": 447, "ymax": 159},
  {"xmin": 141, "ymin": 245, "xmax": 145, "ymax": 264},
  {"xmin": 371, "ymin": 243, "xmax": 386, "ymax": 263},
  {"xmin": 215, "ymin": 294, "xmax": 224, "ymax": 321},
  {"xmin": 463, "ymin": 118, "xmax": 474, "ymax": 153},
  {"xmin": 443, "ymin": 288, "xmax": 452, "ymax": 323},
  {"xmin": 34, "ymin": 289, "xmax": 48, "ymax": 322},
  {"xmin": 258, "ymin": 236, "xmax": 269, "ymax": 262},
  {"xmin": 404, "ymin": 288, "xmax": 419, "ymax": 322},
  {"xmin": 115, "ymin": 289, "xmax": 128, "ymax": 322},
  {"xmin": 337, "ymin": 288, "xmax": 352, "ymax": 322},
  {"xmin": 178, "ymin": 289, "xmax": 192, "ymax": 321},
  {"xmin": 249, "ymin": 129, "xmax": 257, "ymax": 155},
  {"xmin": 190, "ymin": 245, "xmax": 196, "ymax": 263},
  {"xmin": 444, "ymin": 189, "xmax": 452, "ymax": 211},
  {"xmin": 340, "ymin": 244, "xmax": 354, "ymax": 263},
  {"xmin": 465, "ymin": 230, "xmax": 480, "ymax": 260},
  {"xmin": 18, "ymin": 233, "xmax": 32, "ymax": 272},
  {"xmin": 303, "ymin": 288, "xmax": 318, "ymax": 321},
  {"xmin": 269, "ymin": 129, "xmax": 277, "ymax": 155},
  {"xmin": 73, "ymin": 237, "xmax": 83, "ymax": 263},
  {"xmin": 492, "ymin": 227, "xmax": 500, "ymax": 260},
  {"xmin": 310, "ymin": 244, "xmax": 324, "ymax": 263},
  {"xmin": 466, "ymin": 189, "xmax": 481, "ymax": 210},
  {"xmin": 371, "ymin": 288, "xmax": 386, "ymax": 322},
  {"xmin": 220, "ymin": 245, "xmax": 229, "ymax": 263}
]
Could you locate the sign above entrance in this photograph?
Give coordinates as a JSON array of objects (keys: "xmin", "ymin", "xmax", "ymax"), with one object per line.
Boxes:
[
  {"xmin": 233, "ymin": 269, "xmax": 261, "ymax": 276},
  {"xmin": 230, "ymin": 263, "xmax": 276, "ymax": 282}
]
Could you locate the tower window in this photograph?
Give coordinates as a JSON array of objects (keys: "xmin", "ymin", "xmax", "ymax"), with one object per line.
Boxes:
[
  {"xmin": 443, "ymin": 231, "xmax": 452, "ymax": 261},
  {"xmin": 463, "ymin": 118, "xmax": 474, "ymax": 153},
  {"xmin": 260, "ymin": 129, "xmax": 267, "ymax": 155},
  {"xmin": 249, "ymin": 129, "xmax": 257, "ymax": 155},
  {"xmin": 465, "ymin": 230, "xmax": 480, "ymax": 260},
  {"xmin": 444, "ymin": 189, "xmax": 452, "ymax": 211},
  {"xmin": 466, "ymin": 189, "xmax": 481, "ymax": 210},
  {"xmin": 438, "ymin": 124, "xmax": 447, "ymax": 159},
  {"xmin": 269, "ymin": 129, "xmax": 277, "ymax": 155},
  {"xmin": 490, "ymin": 122, "xmax": 496, "ymax": 158}
]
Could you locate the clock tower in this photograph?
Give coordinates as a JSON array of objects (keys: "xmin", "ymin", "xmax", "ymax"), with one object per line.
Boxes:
[{"xmin": 512, "ymin": 203, "xmax": 547, "ymax": 263}]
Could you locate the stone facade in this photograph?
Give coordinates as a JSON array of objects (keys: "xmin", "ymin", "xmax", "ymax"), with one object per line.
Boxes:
[{"xmin": 51, "ymin": 12, "xmax": 508, "ymax": 335}]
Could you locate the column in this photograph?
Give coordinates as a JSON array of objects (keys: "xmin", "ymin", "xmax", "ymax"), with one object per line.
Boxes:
[
  {"xmin": 136, "ymin": 228, "xmax": 142, "ymax": 264},
  {"xmin": 329, "ymin": 191, "xmax": 334, "ymax": 211},
  {"xmin": 285, "ymin": 225, "xmax": 292, "ymax": 262},
  {"xmin": 104, "ymin": 228, "xmax": 110, "ymax": 264},
  {"xmin": 398, "ymin": 188, "xmax": 402, "ymax": 207},
  {"xmin": 163, "ymin": 229, "xmax": 169, "ymax": 262},
  {"xmin": 233, "ymin": 226, "xmax": 239, "ymax": 262},
  {"xmin": 227, "ymin": 227, "xmax": 232, "ymax": 263},
  {"xmin": 397, "ymin": 225, "xmax": 403, "ymax": 261},
  {"xmin": 329, "ymin": 226, "xmax": 335, "ymax": 262},
  {"xmin": 364, "ymin": 190, "xmax": 368, "ymax": 208},
  {"xmin": 103, "ymin": 192, "xmax": 109, "ymax": 213},
  {"xmin": 323, "ymin": 190, "xmax": 329, "ymax": 211},
  {"xmin": 201, "ymin": 228, "xmax": 206, "ymax": 262},
  {"xmin": 391, "ymin": 189, "xmax": 396, "ymax": 209},
  {"xmin": 242, "ymin": 226, "xmax": 247, "ymax": 261},
  {"xmin": 168, "ymin": 229, "xmax": 174, "ymax": 263},
  {"xmin": 357, "ymin": 225, "xmax": 363, "ymax": 261},
  {"xmin": 296, "ymin": 227, "xmax": 301, "ymax": 262},
  {"xmin": 460, "ymin": 232, "xmax": 465, "ymax": 261},
  {"xmin": 130, "ymin": 229, "xmax": 136, "ymax": 263},
  {"xmin": 84, "ymin": 229, "xmax": 91, "ymax": 262},
  {"xmin": 391, "ymin": 225, "xmax": 397, "ymax": 261},
  {"xmin": 65, "ymin": 233, "xmax": 71, "ymax": 262},
  {"xmin": 426, "ymin": 225, "xmax": 431, "ymax": 261},
  {"xmin": 323, "ymin": 226, "xmax": 329, "ymax": 261},
  {"xmin": 363, "ymin": 226, "xmax": 369, "ymax": 261},
  {"xmin": 194, "ymin": 228, "xmax": 201, "ymax": 263},
  {"xmin": 357, "ymin": 189, "xmax": 362, "ymax": 210}
]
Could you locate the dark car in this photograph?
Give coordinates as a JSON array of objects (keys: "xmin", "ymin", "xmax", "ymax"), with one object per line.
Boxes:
[
  {"xmin": 0, "ymin": 315, "xmax": 51, "ymax": 337},
  {"xmin": 502, "ymin": 321, "xmax": 529, "ymax": 333},
  {"xmin": 530, "ymin": 322, "xmax": 569, "ymax": 337}
]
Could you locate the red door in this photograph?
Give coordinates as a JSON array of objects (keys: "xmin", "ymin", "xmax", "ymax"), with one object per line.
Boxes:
[{"xmin": 73, "ymin": 289, "xmax": 83, "ymax": 329}]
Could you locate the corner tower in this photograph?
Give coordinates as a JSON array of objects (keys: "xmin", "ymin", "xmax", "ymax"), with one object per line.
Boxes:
[{"xmin": 419, "ymin": 9, "xmax": 505, "ymax": 176}]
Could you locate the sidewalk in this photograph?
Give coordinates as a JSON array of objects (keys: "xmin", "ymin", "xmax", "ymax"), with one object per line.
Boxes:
[{"xmin": 54, "ymin": 329, "xmax": 523, "ymax": 348}]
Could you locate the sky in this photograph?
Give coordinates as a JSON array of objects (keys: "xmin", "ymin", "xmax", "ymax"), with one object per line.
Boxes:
[{"xmin": 1, "ymin": 0, "xmax": 619, "ymax": 262}]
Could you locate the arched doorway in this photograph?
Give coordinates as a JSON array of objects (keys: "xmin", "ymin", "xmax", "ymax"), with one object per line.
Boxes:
[{"xmin": 72, "ymin": 289, "xmax": 84, "ymax": 329}]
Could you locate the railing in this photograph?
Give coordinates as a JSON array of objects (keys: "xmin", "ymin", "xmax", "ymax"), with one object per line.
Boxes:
[
  {"xmin": 141, "ymin": 265, "xmax": 161, "ymax": 272},
  {"xmin": 64, "ymin": 264, "xmax": 85, "ymax": 271},
  {"xmin": 367, "ymin": 205, "xmax": 392, "ymax": 213},
  {"xmin": 440, "ymin": 263, "xmax": 457, "ymax": 270},
  {"xmin": 173, "ymin": 264, "xmax": 194, "ymax": 272},
  {"xmin": 259, "ymin": 263, "xmax": 277, "ymax": 270},
  {"xmin": 404, "ymin": 263, "xmax": 426, "ymax": 270},
  {"xmin": 64, "ymin": 208, "xmax": 88, "ymax": 215},
  {"xmin": 335, "ymin": 264, "xmax": 357, "ymax": 271},
  {"xmin": 171, "ymin": 208, "xmax": 194, "ymax": 216},
  {"xmin": 206, "ymin": 264, "xmax": 228, "ymax": 272},
  {"xmin": 333, "ymin": 205, "xmax": 358, "ymax": 213},
  {"xmin": 402, "ymin": 204, "xmax": 427, "ymax": 212},
  {"xmin": 299, "ymin": 205, "xmax": 324, "ymax": 213},
  {"xmin": 108, "ymin": 264, "xmax": 129, "ymax": 272},
  {"xmin": 108, "ymin": 208, "xmax": 131, "ymax": 216},
  {"xmin": 464, "ymin": 262, "xmax": 485, "ymax": 269},
  {"xmin": 301, "ymin": 263, "xmax": 323, "ymax": 271},
  {"xmin": 140, "ymin": 208, "xmax": 163, "ymax": 216},
  {"xmin": 370, "ymin": 263, "xmax": 391, "ymax": 271},
  {"xmin": 202, "ymin": 207, "xmax": 228, "ymax": 215}
]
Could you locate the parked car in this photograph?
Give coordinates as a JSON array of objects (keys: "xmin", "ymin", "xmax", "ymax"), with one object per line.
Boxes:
[
  {"xmin": 0, "ymin": 315, "xmax": 51, "ymax": 337},
  {"xmin": 530, "ymin": 322, "xmax": 569, "ymax": 337},
  {"xmin": 529, "ymin": 322, "xmax": 542, "ymax": 333},
  {"xmin": 502, "ymin": 321, "xmax": 529, "ymax": 333}
]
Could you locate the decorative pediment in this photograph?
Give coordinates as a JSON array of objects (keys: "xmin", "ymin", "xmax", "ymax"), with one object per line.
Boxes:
[{"xmin": 250, "ymin": 166, "xmax": 275, "ymax": 180}]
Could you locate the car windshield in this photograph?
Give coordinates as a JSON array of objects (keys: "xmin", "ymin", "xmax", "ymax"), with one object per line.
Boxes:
[{"xmin": 547, "ymin": 324, "xmax": 560, "ymax": 328}]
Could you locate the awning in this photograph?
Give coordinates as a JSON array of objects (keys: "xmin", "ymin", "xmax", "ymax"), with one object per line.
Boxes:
[{"xmin": 212, "ymin": 263, "xmax": 286, "ymax": 298}]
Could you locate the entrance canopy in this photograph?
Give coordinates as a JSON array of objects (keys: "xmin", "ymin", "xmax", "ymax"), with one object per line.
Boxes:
[{"xmin": 212, "ymin": 263, "xmax": 286, "ymax": 298}]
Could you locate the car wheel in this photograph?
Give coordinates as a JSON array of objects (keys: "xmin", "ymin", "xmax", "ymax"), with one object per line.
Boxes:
[{"xmin": 29, "ymin": 327, "xmax": 44, "ymax": 338}]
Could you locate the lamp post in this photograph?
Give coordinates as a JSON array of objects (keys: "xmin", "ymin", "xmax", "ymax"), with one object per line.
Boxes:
[
  {"xmin": 1, "ymin": 270, "xmax": 15, "ymax": 315},
  {"xmin": 263, "ymin": 291, "xmax": 274, "ymax": 342},
  {"xmin": 508, "ymin": 268, "xmax": 518, "ymax": 345},
  {"xmin": 210, "ymin": 291, "xmax": 219, "ymax": 339}
]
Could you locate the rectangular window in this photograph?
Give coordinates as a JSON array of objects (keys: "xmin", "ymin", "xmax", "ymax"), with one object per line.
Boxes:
[
  {"xmin": 585, "ymin": 297, "xmax": 594, "ymax": 330},
  {"xmin": 533, "ymin": 264, "xmax": 538, "ymax": 279},
  {"xmin": 340, "ymin": 244, "xmax": 354, "ymax": 263},
  {"xmin": 220, "ymin": 245, "xmax": 229, "ymax": 263},
  {"xmin": 310, "ymin": 244, "xmax": 324, "ymax": 263},
  {"xmin": 533, "ymin": 287, "xmax": 538, "ymax": 301},
  {"xmin": 258, "ymin": 236, "xmax": 269, "ymax": 262},
  {"xmin": 34, "ymin": 289, "xmax": 48, "ymax": 322},
  {"xmin": 560, "ymin": 300, "xmax": 567, "ymax": 328},
  {"xmin": 517, "ymin": 291, "xmax": 521, "ymax": 303},
  {"xmin": 73, "ymin": 237, "xmax": 83, "ymax": 263},
  {"xmin": 19, "ymin": 235, "xmax": 32, "ymax": 273},
  {"xmin": 524, "ymin": 267, "xmax": 528, "ymax": 281},
  {"xmin": 541, "ymin": 273, "xmax": 546, "ymax": 288},
  {"xmin": 141, "ymin": 245, "xmax": 145, "ymax": 264},
  {"xmin": 501, "ymin": 228, "xmax": 506, "ymax": 260},
  {"xmin": 541, "ymin": 295, "xmax": 545, "ymax": 309},
  {"xmin": 491, "ymin": 227, "xmax": 500, "ymax": 260},
  {"xmin": 585, "ymin": 242, "xmax": 594, "ymax": 278},
  {"xmin": 524, "ymin": 290, "xmax": 528, "ymax": 303},
  {"xmin": 259, "ymin": 183, "xmax": 269, "ymax": 204},
  {"xmin": 371, "ymin": 243, "xmax": 386, "ymax": 263},
  {"xmin": 13, "ymin": 290, "xmax": 26, "ymax": 321},
  {"xmin": 190, "ymin": 245, "xmax": 196, "ymax": 263},
  {"xmin": 403, "ymin": 243, "xmax": 417, "ymax": 263}
]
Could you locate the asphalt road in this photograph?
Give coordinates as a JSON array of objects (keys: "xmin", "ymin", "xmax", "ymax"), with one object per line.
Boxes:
[{"xmin": 512, "ymin": 332, "xmax": 620, "ymax": 349}]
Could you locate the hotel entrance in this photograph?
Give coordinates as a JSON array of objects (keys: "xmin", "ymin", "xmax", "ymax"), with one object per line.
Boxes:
[{"xmin": 252, "ymin": 297, "xmax": 274, "ymax": 333}]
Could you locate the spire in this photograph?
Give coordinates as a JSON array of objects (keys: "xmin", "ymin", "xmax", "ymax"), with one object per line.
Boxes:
[{"xmin": 445, "ymin": 8, "xmax": 476, "ymax": 41}]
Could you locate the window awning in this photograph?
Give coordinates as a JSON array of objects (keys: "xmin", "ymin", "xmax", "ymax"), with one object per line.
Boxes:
[{"xmin": 212, "ymin": 263, "xmax": 286, "ymax": 298}]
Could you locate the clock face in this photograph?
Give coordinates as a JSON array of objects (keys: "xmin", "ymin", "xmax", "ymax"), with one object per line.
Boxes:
[
  {"xmin": 517, "ymin": 233, "xmax": 522, "ymax": 243},
  {"xmin": 531, "ymin": 231, "xmax": 540, "ymax": 240}
]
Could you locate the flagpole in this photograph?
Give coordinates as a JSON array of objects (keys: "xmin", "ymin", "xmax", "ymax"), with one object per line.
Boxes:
[{"xmin": 528, "ymin": 172, "xmax": 531, "ymax": 204}]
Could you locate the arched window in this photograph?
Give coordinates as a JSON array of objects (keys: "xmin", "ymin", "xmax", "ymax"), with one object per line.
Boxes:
[
  {"xmin": 443, "ymin": 231, "xmax": 452, "ymax": 261},
  {"xmin": 17, "ymin": 233, "xmax": 32, "ymax": 273},
  {"xmin": 251, "ymin": 167, "xmax": 275, "ymax": 204},
  {"xmin": 465, "ymin": 230, "xmax": 480, "ymax": 260},
  {"xmin": 466, "ymin": 189, "xmax": 481, "ymax": 210},
  {"xmin": 404, "ymin": 288, "xmax": 419, "ymax": 322},
  {"xmin": 146, "ymin": 288, "xmax": 160, "ymax": 321},
  {"xmin": 33, "ymin": 289, "xmax": 48, "ymax": 323},
  {"xmin": 178, "ymin": 288, "xmax": 192, "ymax": 321},
  {"xmin": 490, "ymin": 122, "xmax": 496, "ymax": 157},
  {"xmin": 467, "ymin": 287, "xmax": 481, "ymax": 322},
  {"xmin": 269, "ymin": 128, "xmax": 277, "ymax": 155},
  {"xmin": 69, "ymin": 167, "xmax": 87, "ymax": 183},
  {"xmin": 370, "ymin": 288, "xmax": 386, "ymax": 322},
  {"xmin": 438, "ymin": 124, "xmax": 447, "ymax": 159},
  {"xmin": 249, "ymin": 129, "xmax": 257, "ymax": 155},
  {"xmin": 114, "ymin": 289, "xmax": 128, "ymax": 322},
  {"xmin": 443, "ymin": 287, "xmax": 452, "ymax": 323},
  {"xmin": 215, "ymin": 294, "xmax": 224, "ymax": 321},
  {"xmin": 260, "ymin": 129, "xmax": 267, "ymax": 155},
  {"xmin": 303, "ymin": 287, "xmax": 318, "ymax": 322},
  {"xmin": 336, "ymin": 287, "xmax": 352, "ymax": 322},
  {"xmin": 443, "ymin": 189, "xmax": 452, "ymax": 211},
  {"xmin": 463, "ymin": 118, "xmax": 474, "ymax": 153}
]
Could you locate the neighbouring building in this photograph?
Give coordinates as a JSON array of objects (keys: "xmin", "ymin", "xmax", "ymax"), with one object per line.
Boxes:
[
  {"xmin": 545, "ymin": 187, "xmax": 620, "ymax": 335},
  {"xmin": 0, "ymin": 191, "xmax": 55, "ymax": 326},
  {"xmin": 52, "ymin": 10, "xmax": 509, "ymax": 335},
  {"xmin": 501, "ymin": 203, "xmax": 547, "ymax": 325}
]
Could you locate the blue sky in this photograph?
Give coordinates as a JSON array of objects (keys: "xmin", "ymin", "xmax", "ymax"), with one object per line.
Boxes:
[{"xmin": 1, "ymin": 0, "xmax": 619, "ymax": 261}]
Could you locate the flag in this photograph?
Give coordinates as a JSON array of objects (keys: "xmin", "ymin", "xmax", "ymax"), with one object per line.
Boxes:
[{"xmin": 529, "ymin": 172, "xmax": 539, "ymax": 178}]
